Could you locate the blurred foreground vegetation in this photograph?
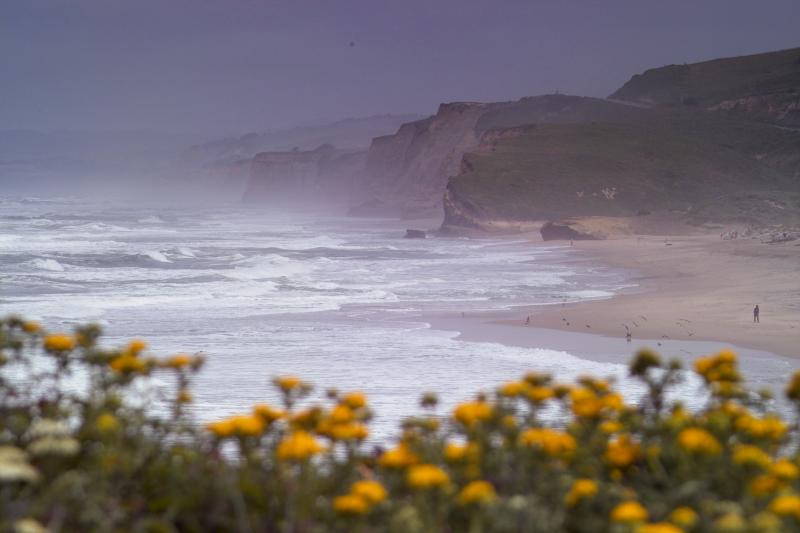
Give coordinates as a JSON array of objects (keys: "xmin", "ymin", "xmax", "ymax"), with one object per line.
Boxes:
[{"xmin": 2, "ymin": 316, "xmax": 800, "ymax": 532}]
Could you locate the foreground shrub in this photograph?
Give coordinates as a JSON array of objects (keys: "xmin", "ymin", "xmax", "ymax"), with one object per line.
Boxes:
[{"xmin": 1, "ymin": 316, "xmax": 800, "ymax": 532}]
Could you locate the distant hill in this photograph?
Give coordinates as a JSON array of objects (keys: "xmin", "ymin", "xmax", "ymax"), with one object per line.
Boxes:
[
  {"xmin": 186, "ymin": 115, "xmax": 422, "ymax": 167},
  {"xmin": 610, "ymin": 47, "xmax": 800, "ymax": 127}
]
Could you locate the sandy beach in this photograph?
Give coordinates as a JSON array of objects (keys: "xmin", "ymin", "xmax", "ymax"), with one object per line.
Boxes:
[{"xmin": 428, "ymin": 232, "xmax": 800, "ymax": 376}]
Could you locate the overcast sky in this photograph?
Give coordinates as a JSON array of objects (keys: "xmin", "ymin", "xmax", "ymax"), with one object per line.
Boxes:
[{"xmin": 2, "ymin": 0, "xmax": 799, "ymax": 135}]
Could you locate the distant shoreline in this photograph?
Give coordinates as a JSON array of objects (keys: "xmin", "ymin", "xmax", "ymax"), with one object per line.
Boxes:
[{"xmin": 424, "ymin": 231, "xmax": 799, "ymax": 387}]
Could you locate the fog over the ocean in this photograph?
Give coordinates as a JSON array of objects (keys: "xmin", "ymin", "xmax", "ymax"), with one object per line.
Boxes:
[{"xmin": 3, "ymin": 0, "xmax": 800, "ymax": 135}]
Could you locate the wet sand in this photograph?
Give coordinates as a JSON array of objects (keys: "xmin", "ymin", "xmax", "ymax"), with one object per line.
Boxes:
[{"xmin": 425, "ymin": 232, "xmax": 799, "ymax": 390}]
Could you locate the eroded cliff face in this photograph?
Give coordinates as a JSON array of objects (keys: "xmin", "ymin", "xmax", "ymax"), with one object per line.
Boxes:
[
  {"xmin": 243, "ymin": 145, "xmax": 366, "ymax": 206},
  {"xmin": 349, "ymin": 102, "xmax": 489, "ymax": 218},
  {"xmin": 442, "ymin": 111, "xmax": 800, "ymax": 234}
]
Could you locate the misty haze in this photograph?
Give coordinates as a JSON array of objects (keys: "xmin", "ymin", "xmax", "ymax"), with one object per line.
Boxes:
[{"xmin": 2, "ymin": 1, "xmax": 800, "ymax": 531}]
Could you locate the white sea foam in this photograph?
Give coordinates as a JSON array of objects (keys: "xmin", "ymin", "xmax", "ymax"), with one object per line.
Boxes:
[
  {"xmin": 141, "ymin": 250, "xmax": 172, "ymax": 263},
  {"xmin": 7, "ymin": 198, "xmax": 717, "ymax": 437},
  {"xmin": 28, "ymin": 258, "xmax": 65, "ymax": 272},
  {"xmin": 224, "ymin": 254, "xmax": 314, "ymax": 280},
  {"xmin": 565, "ymin": 289, "xmax": 614, "ymax": 299}
]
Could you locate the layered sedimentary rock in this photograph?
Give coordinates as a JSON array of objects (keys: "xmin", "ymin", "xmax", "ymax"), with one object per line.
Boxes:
[
  {"xmin": 349, "ymin": 103, "xmax": 489, "ymax": 217},
  {"xmin": 350, "ymin": 95, "xmax": 644, "ymax": 218},
  {"xmin": 243, "ymin": 145, "xmax": 366, "ymax": 205}
]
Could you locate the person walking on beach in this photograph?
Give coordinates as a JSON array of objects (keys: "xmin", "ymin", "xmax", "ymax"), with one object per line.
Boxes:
[{"xmin": 753, "ymin": 305, "xmax": 760, "ymax": 323}]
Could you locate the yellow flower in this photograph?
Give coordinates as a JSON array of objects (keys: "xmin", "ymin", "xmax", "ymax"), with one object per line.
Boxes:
[
  {"xmin": 570, "ymin": 388, "xmax": 603, "ymax": 418},
  {"xmin": 330, "ymin": 404, "xmax": 354, "ymax": 424},
  {"xmin": 565, "ymin": 479, "xmax": 598, "ymax": 507},
  {"xmin": 736, "ymin": 415, "xmax": 787, "ymax": 441},
  {"xmin": 732, "ymin": 444, "xmax": 771, "ymax": 469},
  {"xmin": 43, "ymin": 334, "xmax": 76, "ymax": 352},
  {"xmin": 694, "ymin": 350, "xmax": 740, "ymax": 384},
  {"xmin": 109, "ymin": 355, "xmax": 147, "ymax": 374},
  {"xmin": 602, "ymin": 392, "xmax": 624, "ymax": 412},
  {"xmin": 95, "ymin": 413, "xmax": 120, "ymax": 433},
  {"xmin": 770, "ymin": 459, "xmax": 799, "ymax": 481},
  {"xmin": 277, "ymin": 431, "xmax": 324, "ymax": 461},
  {"xmin": 526, "ymin": 386, "xmax": 554, "ymax": 403},
  {"xmin": 606, "ymin": 434, "xmax": 640, "ymax": 468},
  {"xmin": 457, "ymin": 480, "xmax": 496, "ymax": 505},
  {"xmin": 750, "ymin": 474, "xmax": 781, "ymax": 496},
  {"xmin": 341, "ymin": 392, "xmax": 367, "ymax": 409},
  {"xmin": 669, "ymin": 507, "xmax": 698, "ymax": 528},
  {"xmin": 611, "ymin": 501, "xmax": 649, "ymax": 523},
  {"xmin": 601, "ymin": 420, "xmax": 623, "ymax": 434},
  {"xmin": 638, "ymin": 523, "xmax": 684, "ymax": 533},
  {"xmin": 499, "ymin": 381, "xmax": 526, "ymax": 397},
  {"xmin": 351, "ymin": 480, "xmax": 387, "ymax": 505},
  {"xmin": 207, "ymin": 419, "xmax": 236, "ymax": 438},
  {"xmin": 769, "ymin": 494, "xmax": 800, "ymax": 519},
  {"xmin": 379, "ymin": 444, "xmax": 419, "ymax": 469},
  {"xmin": 252, "ymin": 403, "xmax": 284, "ymax": 423},
  {"xmin": 443, "ymin": 442, "xmax": 476, "ymax": 463},
  {"xmin": 407, "ymin": 464, "xmax": 449, "ymax": 489},
  {"xmin": 520, "ymin": 428, "xmax": 576, "ymax": 457},
  {"xmin": 677, "ymin": 427, "xmax": 721, "ymax": 455},
  {"xmin": 165, "ymin": 354, "xmax": 192, "ymax": 368},
  {"xmin": 453, "ymin": 401, "xmax": 492, "ymax": 427},
  {"xmin": 127, "ymin": 339, "xmax": 147, "ymax": 354},
  {"xmin": 329, "ymin": 423, "xmax": 369, "ymax": 441},
  {"xmin": 275, "ymin": 376, "xmax": 302, "ymax": 392},
  {"xmin": 22, "ymin": 321, "xmax": 41, "ymax": 334},
  {"xmin": 333, "ymin": 494, "xmax": 368, "ymax": 516}
]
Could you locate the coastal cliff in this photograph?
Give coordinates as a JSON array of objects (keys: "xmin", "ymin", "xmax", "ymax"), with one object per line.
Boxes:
[
  {"xmin": 243, "ymin": 145, "xmax": 366, "ymax": 205},
  {"xmin": 349, "ymin": 102, "xmax": 489, "ymax": 217},
  {"xmin": 349, "ymin": 95, "xmax": 643, "ymax": 218},
  {"xmin": 440, "ymin": 49, "xmax": 800, "ymax": 234},
  {"xmin": 442, "ymin": 109, "xmax": 800, "ymax": 233}
]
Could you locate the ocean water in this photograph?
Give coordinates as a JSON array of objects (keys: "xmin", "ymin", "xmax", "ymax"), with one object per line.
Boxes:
[{"xmin": 0, "ymin": 196, "xmax": 742, "ymax": 437}]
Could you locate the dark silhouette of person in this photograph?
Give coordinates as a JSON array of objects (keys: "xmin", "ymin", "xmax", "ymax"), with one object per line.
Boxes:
[{"xmin": 753, "ymin": 305, "xmax": 760, "ymax": 323}]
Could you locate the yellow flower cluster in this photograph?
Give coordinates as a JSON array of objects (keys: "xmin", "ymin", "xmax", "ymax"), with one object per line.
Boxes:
[
  {"xmin": 694, "ymin": 349, "xmax": 740, "ymax": 385},
  {"xmin": 457, "ymin": 480, "xmax": 496, "ymax": 505},
  {"xmin": 378, "ymin": 443, "xmax": 419, "ymax": 469},
  {"xmin": 11, "ymin": 322, "xmax": 800, "ymax": 533},
  {"xmin": 453, "ymin": 401, "xmax": 492, "ymax": 427},
  {"xmin": 565, "ymin": 479, "xmax": 598, "ymax": 507},
  {"xmin": 43, "ymin": 333, "xmax": 76, "ymax": 352},
  {"xmin": 677, "ymin": 427, "xmax": 722, "ymax": 455},
  {"xmin": 276, "ymin": 431, "xmax": 324, "ymax": 461},
  {"xmin": 406, "ymin": 464, "xmax": 450, "ymax": 489},
  {"xmin": 519, "ymin": 428, "xmax": 576, "ymax": 458},
  {"xmin": 605, "ymin": 434, "xmax": 640, "ymax": 468},
  {"xmin": 333, "ymin": 479, "xmax": 387, "ymax": 516}
]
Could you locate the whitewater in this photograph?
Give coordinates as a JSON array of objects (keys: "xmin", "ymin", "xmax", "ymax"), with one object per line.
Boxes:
[{"xmin": 0, "ymin": 196, "xmax": 749, "ymax": 438}]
